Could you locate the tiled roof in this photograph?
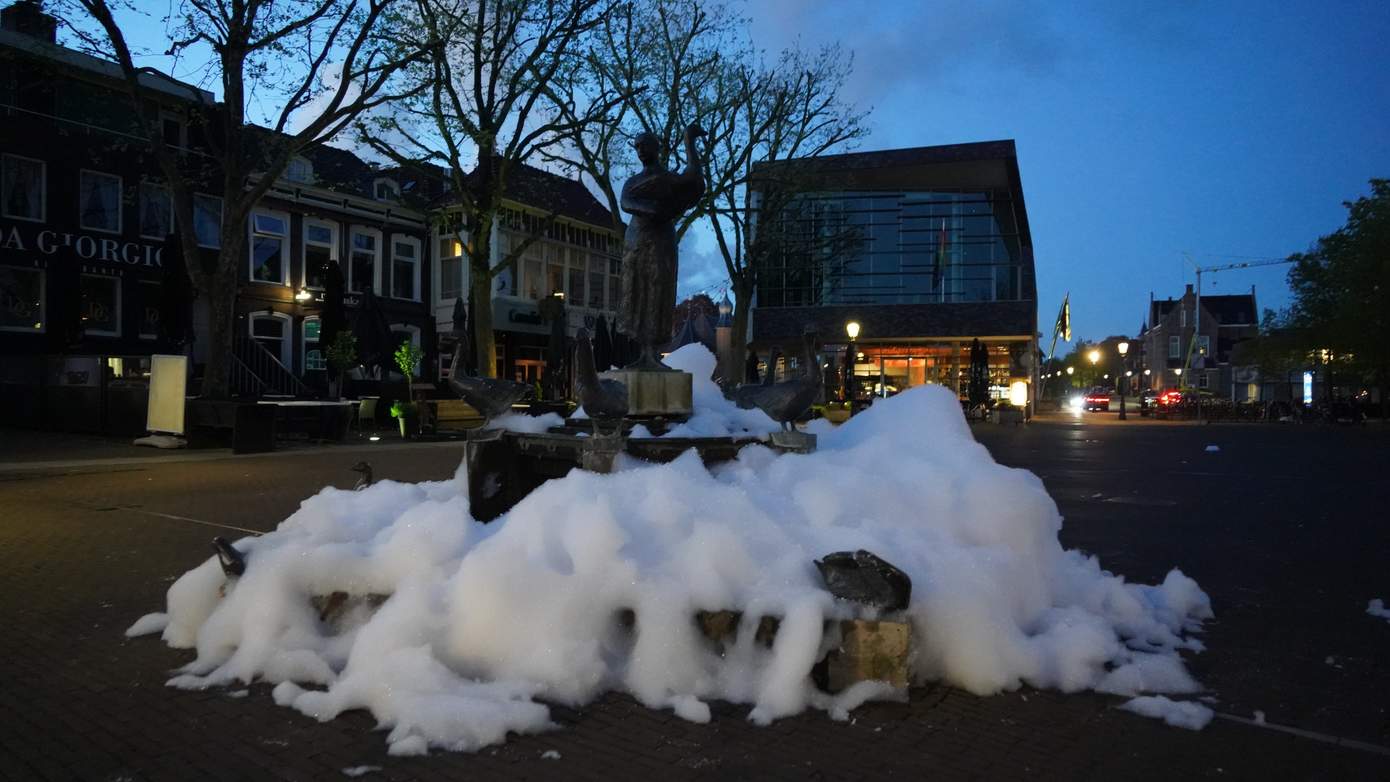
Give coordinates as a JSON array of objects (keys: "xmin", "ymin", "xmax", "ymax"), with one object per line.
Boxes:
[{"xmin": 462, "ymin": 160, "xmax": 617, "ymax": 229}]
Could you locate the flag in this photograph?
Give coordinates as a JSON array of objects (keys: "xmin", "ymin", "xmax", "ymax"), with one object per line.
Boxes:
[
  {"xmin": 1053, "ymin": 293, "xmax": 1071, "ymax": 342},
  {"xmin": 932, "ymin": 219, "xmax": 949, "ymax": 288}
]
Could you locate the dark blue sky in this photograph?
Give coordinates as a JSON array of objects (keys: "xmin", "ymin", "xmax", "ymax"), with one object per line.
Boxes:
[{"xmin": 741, "ymin": 0, "xmax": 1390, "ymax": 343}]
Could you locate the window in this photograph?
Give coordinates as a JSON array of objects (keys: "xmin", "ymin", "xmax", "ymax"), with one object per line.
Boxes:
[
  {"xmin": 139, "ymin": 183, "xmax": 172, "ymax": 240},
  {"xmin": 79, "ymin": 170, "xmax": 122, "ymax": 233},
  {"xmin": 1168, "ymin": 336, "xmax": 1180, "ymax": 359},
  {"xmin": 524, "ymin": 252, "xmax": 543, "ymax": 300},
  {"xmin": 160, "ymin": 112, "xmax": 184, "ymax": 148},
  {"xmin": 80, "ymin": 274, "xmax": 121, "ymax": 336},
  {"xmin": 303, "ymin": 317, "xmax": 326, "ymax": 371},
  {"xmin": 608, "ymin": 257, "xmax": 620, "ymax": 312},
  {"xmin": 439, "ymin": 242, "xmax": 464, "ymax": 303},
  {"xmin": 194, "ymin": 194, "xmax": 222, "ymax": 248},
  {"xmin": 139, "ymin": 280, "xmax": 160, "ymax": 339},
  {"xmin": 568, "ymin": 254, "xmax": 585, "ymax": 306},
  {"xmin": 249, "ymin": 210, "xmax": 289, "ymax": 284},
  {"xmin": 1180, "ymin": 308, "xmax": 1187, "ymax": 328},
  {"xmin": 0, "ymin": 266, "xmax": 44, "ymax": 332},
  {"xmin": 303, "ymin": 219, "xmax": 337, "ymax": 290},
  {"xmin": 1, "ymin": 154, "xmax": 45, "ymax": 222},
  {"xmin": 390, "ymin": 237, "xmax": 419, "ymax": 301},
  {"xmin": 1196, "ymin": 335, "xmax": 1210, "ymax": 357},
  {"xmin": 249, "ymin": 312, "xmax": 292, "ymax": 367},
  {"xmin": 1198, "ymin": 372, "xmax": 1209, "ymax": 389},
  {"xmin": 286, "ymin": 157, "xmax": 314, "ymax": 184},
  {"xmin": 348, "ymin": 228, "xmax": 380, "ymax": 295},
  {"xmin": 545, "ymin": 245, "xmax": 564, "ymax": 298},
  {"xmin": 374, "ymin": 178, "xmax": 399, "ymax": 201},
  {"xmin": 587, "ymin": 252, "xmax": 604, "ymax": 309}
]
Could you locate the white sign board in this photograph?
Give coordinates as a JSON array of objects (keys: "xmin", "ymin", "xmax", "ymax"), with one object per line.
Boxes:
[{"xmin": 146, "ymin": 354, "xmax": 188, "ymax": 434}]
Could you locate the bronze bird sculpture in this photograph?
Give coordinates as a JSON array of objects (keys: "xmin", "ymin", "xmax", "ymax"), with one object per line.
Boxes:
[
  {"xmin": 726, "ymin": 329, "xmax": 821, "ymax": 431},
  {"xmin": 350, "ymin": 460, "xmax": 373, "ymax": 490},
  {"xmin": 447, "ymin": 339, "xmax": 535, "ymax": 425},
  {"xmin": 575, "ymin": 328, "xmax": 628, "ymax": 436}
]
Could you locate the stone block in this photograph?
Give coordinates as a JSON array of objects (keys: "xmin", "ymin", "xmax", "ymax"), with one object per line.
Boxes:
[
  {"xmin": 825, "ymin": 619, "xmax": 910, "ymax": 691},
  {"xmin": 768, "ymin": 430, "xmax": 817, "ymax": 453},
  {"xmin": 600, "ymin": 369, "xmax": 693, "ymax": 417}
]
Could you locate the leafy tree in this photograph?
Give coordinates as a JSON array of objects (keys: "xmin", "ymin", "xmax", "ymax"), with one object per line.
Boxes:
[
  {"xmin": 1283, "ymin": 179, "xmax": 1390, "ymax": 414},
  {"xmin": 60, "ymin": 0, "xmax": 425, "ymax": 398}
]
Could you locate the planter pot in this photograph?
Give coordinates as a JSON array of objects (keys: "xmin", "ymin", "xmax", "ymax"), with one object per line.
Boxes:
[{"xmin": 397, "ymin": 413, "xmax": 419, "ymax": 438}]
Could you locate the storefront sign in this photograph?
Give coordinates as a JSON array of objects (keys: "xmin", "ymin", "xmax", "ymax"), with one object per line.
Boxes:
[{"xmin": 0, "ymin": 221, "xmax": 163, "ymax": 267}]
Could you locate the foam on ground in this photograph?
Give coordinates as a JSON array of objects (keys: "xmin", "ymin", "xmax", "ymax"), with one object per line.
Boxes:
[{"xmin": 128, "ymin": 381, "xmax": 1212, "ymax": 754}]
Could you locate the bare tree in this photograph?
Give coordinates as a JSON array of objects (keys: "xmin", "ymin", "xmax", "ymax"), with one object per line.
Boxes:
[
  {"xmin": 358, "ymin": 0, "xmax": 620, "ymax": 378},
  {"xmin": 548, "ymin": 1, "xmax": 867, "ymax": 375},
  {"xmin": 705, "ymin": 43, "xmax": 867, "ymax": 374},
  {"xmin": 57, "ymin": 0, "xmax": 425, "ymax": 399}
]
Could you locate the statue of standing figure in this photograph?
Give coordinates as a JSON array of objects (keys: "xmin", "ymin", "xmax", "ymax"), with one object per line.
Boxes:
[{"xmin": 618, "ymin": 123, "xmax": 707, "ymax": 370}]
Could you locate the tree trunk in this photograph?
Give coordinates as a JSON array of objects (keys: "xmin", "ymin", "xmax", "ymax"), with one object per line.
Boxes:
[
  {"xmin": 199, "ymin": 229, "xmax": 247, "ymax": 400},
  {"xmin": 471, "ymin": 261, "xmax": 497, "ymax": 378},
  {"xmin": 729, "ymin": 274, "xmax": 753, "ymax": 384}
]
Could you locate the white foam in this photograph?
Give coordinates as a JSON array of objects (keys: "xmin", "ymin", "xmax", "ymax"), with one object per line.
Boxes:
[
  {"xmin": 1120, "ymin": 695, "xmax": 1214, "ymax": 730},
  {"xmin": 133, "ymin": 384, "xmax": 1211, "ymax": 754}
]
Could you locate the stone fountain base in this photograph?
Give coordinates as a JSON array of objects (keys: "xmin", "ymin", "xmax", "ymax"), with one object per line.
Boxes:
[{"xmin": 598, "ymin": 368, "xmax": 693, "ymax": 417}]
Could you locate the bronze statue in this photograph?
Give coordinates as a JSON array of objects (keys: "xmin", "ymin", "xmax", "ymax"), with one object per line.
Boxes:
[{"xmin": 618, "ymin": 124, "xmax": 707, "ymax": 369}]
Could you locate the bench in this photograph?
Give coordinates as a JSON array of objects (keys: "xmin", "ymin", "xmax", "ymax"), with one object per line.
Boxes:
[{"xmin": 432, "ymin": 399, "xmax": 485, "ymax": 431}]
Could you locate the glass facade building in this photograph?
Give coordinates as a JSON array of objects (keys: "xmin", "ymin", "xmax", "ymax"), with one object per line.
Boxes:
[
  {"xmin": 749, "ymin": 140, "xmax": 1038, "ymax": 409},
  {"xmin": 756, "ymin": 189, "xmax": 1027, "ymax": 308}
]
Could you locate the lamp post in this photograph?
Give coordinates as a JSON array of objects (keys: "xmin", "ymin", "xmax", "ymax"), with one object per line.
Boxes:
[
  {"xmin": 845, "ymin": 320, "xmax": 860, "ymax": 414},
  {"xmin": 1117, "ymin": 341, "xmax": 1130, "ymax": 420}
]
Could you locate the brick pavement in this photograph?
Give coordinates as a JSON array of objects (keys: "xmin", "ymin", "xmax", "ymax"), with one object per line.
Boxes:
[{"xmin": 1, "ymin": 423, "xmax": 1388, "ymax": 780}]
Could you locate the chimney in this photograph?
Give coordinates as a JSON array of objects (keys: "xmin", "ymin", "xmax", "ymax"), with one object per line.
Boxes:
[
  {"xmin": 1, "ymin": 1, "xmax": 57, "ymax": 43},
  {"xmin": 1185, "ymin": 283, "xmax": 1194, "ymax": 296}
]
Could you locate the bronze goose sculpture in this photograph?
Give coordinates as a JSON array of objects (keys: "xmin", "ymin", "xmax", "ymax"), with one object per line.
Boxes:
[
  {"xmin": 447, "ymin": 340, "xmax": 535, "ymax": 425},
  {"xmin": 728, "ymin": 330, "xmax": 821, "ymax": 431},
  {"xmin": 575, "ymin": 328, "xmax": 628, "ymax": 435}
]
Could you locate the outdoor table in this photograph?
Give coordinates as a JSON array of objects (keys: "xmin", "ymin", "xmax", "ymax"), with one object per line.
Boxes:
[{"xmin": 257, "ymin": 400, "xmax": 357, "ymax": 440}]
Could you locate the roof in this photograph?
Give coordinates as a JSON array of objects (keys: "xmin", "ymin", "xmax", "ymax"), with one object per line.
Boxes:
[
  {"xmin": 753, "ymin": 301, "xmax": 1036, "ymax": 344},
  {"xmin": 0, "ymin": 27, "xmax": 214, "ymax": 104},
  {"xmin": 1149, "ymin": 292, "xmax": 1257, "ymax": 327},
  {"xmin": 461, "ymin": 160, "xmax": 617, "ymax": 230},
  {"xmin": 752, "ymin": 139, "xmax": 1021, "ymax": 177}
]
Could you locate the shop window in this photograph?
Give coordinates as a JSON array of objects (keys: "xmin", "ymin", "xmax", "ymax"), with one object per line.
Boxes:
[
  {"xmin": 349, "ymin": 228, "xmax": 380, "ymax": 294},
  {"xmin": 0, "ymin": 266, "xmax": 45, "ymax": 332},
  {"xmin": 391, "ymin": 238, "xmax": 419, "ymax": 301},
  {"xmin": 303, "ymin": 219, "xmax": 337, "ymax": 290},
  {"xmin": 1, "ymin": 154, "xmax": 45, "ymax": 222},
  {"xmin": 139, "ymin": 183, "xmax": 172, "ymax": 240},
  {"xmin": 249, "ymin": 210, "xmax": 289, "ymax": 284},
  {"xmin": 139, "ymin": 280, "xmax": 160, "ymax": 339},
  {"xmin": 194, "ymin": 194, "xmax": 222, "ymax": 248},
  {"xmin": 80, "ymin": 274, "xmax": 121, "ymax": 336},
  {"xmin": 79, "ymin": 170, "xmax": 122, "ymax": 233},
  {"xmin": 303, "ymin": 316, "xmax": 326, "ymax": 371},
  {"xmin": 249, "ymin": 312, "xmax": 291, "ymax": 367}
]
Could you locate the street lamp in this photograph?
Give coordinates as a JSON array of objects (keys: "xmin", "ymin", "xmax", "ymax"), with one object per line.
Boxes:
[
  {"xmin": 845, "ymin": 321, "xmax": 861, "ymax": 413},
  {"xmin": 1117, "ymin": 341, "xmax": 1130, "ymax": 420}
]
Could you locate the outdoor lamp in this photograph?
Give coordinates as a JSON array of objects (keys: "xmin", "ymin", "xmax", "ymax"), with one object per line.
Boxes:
[
  {"xmin": 1174, "ymin": 368, "xmax": 1183, "ymax": 377},
  {"xmin": 1118, "ymin": 341, "xmax": 1129, "ymax": 356},
  {"xmin": 1087, "ymin": 349, "xmax": 1101, "ymax": 365},
  {"xmin": 1126, "ymin": 370, "xmax": 1133, "ymax": 377},
  {"xmin": 845, "ymin": 321, "xmax": 860, "ymax": 340},
  {"xmin": 1144, "ymin": 369, "xmax": 1151, "ymax": 376},
  {"xmin": 1066, "ymin": 366, "xmax": 1074, "ymax": 375},
  {"xmin": 295, "ymin": 288, "xmax": 312, "ymax": 302}
]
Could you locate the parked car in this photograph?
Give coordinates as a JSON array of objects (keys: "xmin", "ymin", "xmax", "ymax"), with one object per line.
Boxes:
[{"xmin": 1084, "ymin": 387, "xmax": 1111, "ymax": 412}]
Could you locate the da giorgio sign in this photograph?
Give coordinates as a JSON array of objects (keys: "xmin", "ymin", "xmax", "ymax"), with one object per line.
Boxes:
[{"xmin": 0, "ymin": 220, "xmax": 163, "ymax": 267}]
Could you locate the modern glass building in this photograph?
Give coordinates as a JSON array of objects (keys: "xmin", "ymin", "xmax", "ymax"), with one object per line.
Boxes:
[{"xmin": 749, "ymin": 140, "xmax": 1038, "ymax": 407}]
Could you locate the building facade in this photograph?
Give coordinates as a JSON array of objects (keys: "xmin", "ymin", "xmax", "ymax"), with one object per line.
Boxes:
[
  {"xmin": 0, "ymin": 1, "xmax": 435, "ymax": 430},
  {"xmin": 1138, "ymin": 284, "xmax": 1257, "ymax": 399},
  {"xmin": 748, "ymin": 140, "xmax": 1038, "ymax": 407},
  {"xmin": 432, "ymin": 163, "xmax": 623, "ymax": 384}
]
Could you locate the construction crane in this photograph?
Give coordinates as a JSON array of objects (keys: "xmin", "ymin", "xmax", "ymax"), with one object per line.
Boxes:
[{"xmin": 1178, "ymin": 253, "xmax": 1296, "ymax": 419}]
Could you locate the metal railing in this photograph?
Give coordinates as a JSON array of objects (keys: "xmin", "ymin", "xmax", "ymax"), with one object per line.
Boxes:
[{"xmin": 231, "ymin": 336, "xmax": 311, "ymax": 398}]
